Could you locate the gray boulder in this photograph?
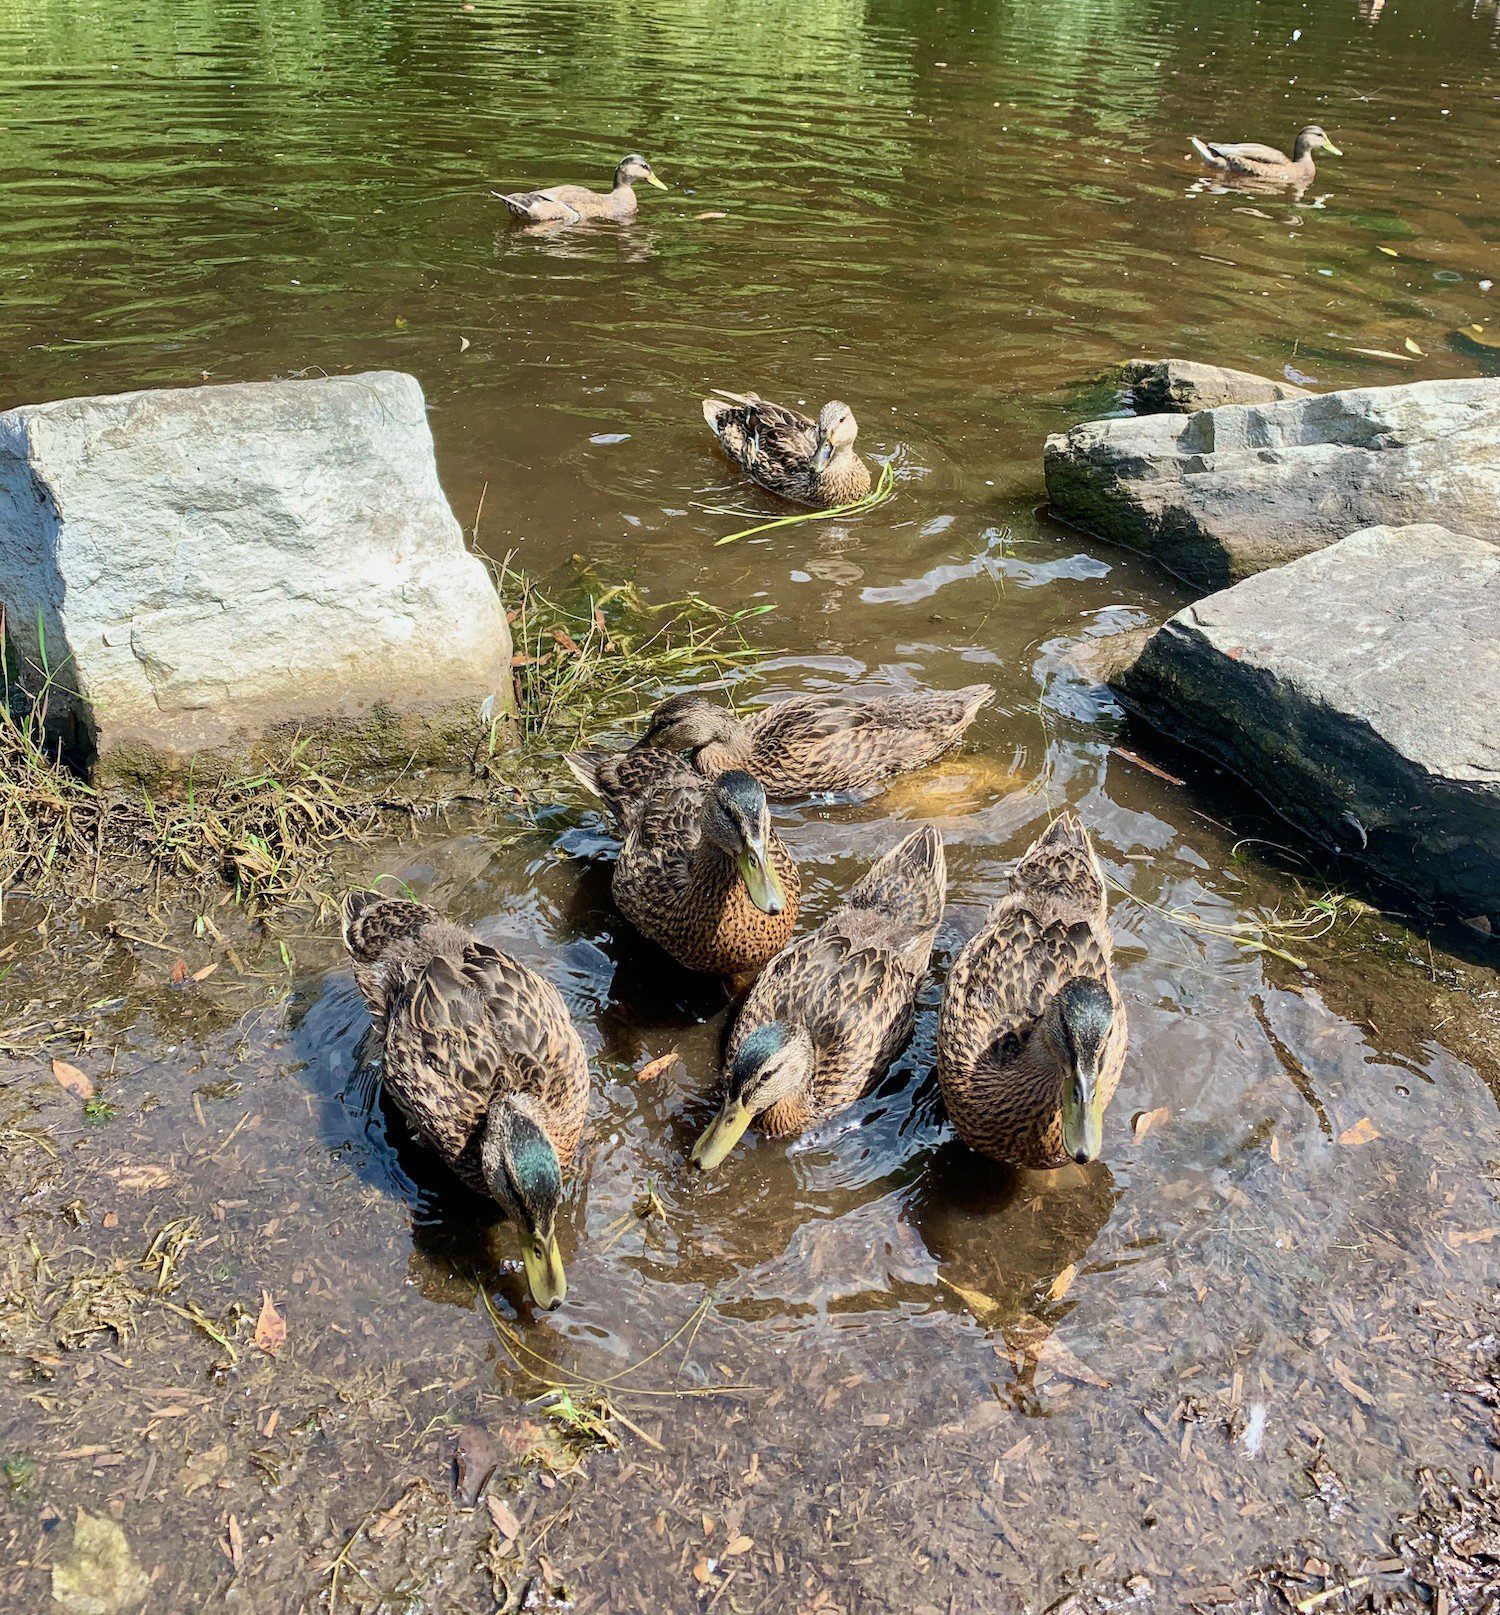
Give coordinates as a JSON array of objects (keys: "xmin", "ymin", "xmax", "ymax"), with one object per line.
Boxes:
[
  {"xmin": 0, "ymin": 371, "xmax": 511, "ymax": 782},
  {"xmin": 1115, "ymin": 525, "xmax": 1500, "ymax": 921},
  {"xmin": 1123, "ymin": 358, "xmax": 1310, "ymax": 415},
  {"xmin": 1045, "ymin": 378, "xmax": 1500, "ymax": 593}
]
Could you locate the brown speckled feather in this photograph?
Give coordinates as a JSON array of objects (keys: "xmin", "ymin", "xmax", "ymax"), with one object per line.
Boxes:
[
  {"xmin": 612, "ymin": 775, "xmax": 800, "ymax": 976},
  {"xmin": 701, "ymin": 390, "xmax": 871, "ymax": 508},
  {"xmin": 743, "ymin": 688, "xmax": 993, "ymax": 797},
  {"xmin": 937, "ymin": 814, "xmax": 1127, "ymax": 1168},
  {"xmin": 726, "ymin": 825, "xmax": 946, "ymax": 1136},
  {"xmin": 341, "ymin": 894, "xmax": 589, "ymax": 1192},
  {"xmin": 565, "ymin": 746, "xmax": 695, "ymax": 827}
]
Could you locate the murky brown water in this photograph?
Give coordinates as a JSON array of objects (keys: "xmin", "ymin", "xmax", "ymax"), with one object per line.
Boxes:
[{"xmin": 2, "ymin": 1, "xmax": 1498, "ymax": 1610}]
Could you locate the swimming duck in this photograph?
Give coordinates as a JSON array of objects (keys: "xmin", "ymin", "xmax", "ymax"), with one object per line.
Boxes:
[
  {"xmin": 636, "ymin": 686, "xmax": 994, "ymax": 800},
  {"xmin": 702, "ymin": 390, "xmax": 872, "ymax": 508},
  {"xmin": 1189, "ymin": 125, "xmax": 1341, "ymax": 186},
  {"xmin": 342, "ymin": 892, "xmax": 590, "ymax": 1309},
  {"xmin": 497, "ymin": 153, "xmax": 667, "ymax": 225},
  {"xmin": 693, "ymin": 825, "xmax": 946, "ymax": 1169},
  {"xmin": 565, "ymin": 752, "xmax": 799, "ymax": 976},
  {"xmin": 937, "ymin": 813, "xmax": 1127, "ymax": 1169}
]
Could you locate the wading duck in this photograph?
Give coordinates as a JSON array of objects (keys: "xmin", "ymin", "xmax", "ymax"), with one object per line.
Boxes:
[
  {"xmin": 637, "ymin": 686, "xmax": 994, "ymax": 800},
  {"xmin": 341, "ymin": 892, "xmax": 590, "ymax": 1310},
  {"xmin": 701, "ymin": 390, "xmax": 872, "ymax": 508},
  {"xmin": 1189, "ymin": 124, "xmax": 1342, "ymax": 186},
  {"xmin": 497, "ymin": 153, "xmax": 667, "ymax": 225},
  {"xmin": 565, "ymin": 752, "xmax": 800, "ymax": 976},
  {"xmin": 693, "ymin": 825, "xmax": 946, "ymax": 1169},
  {"xmin": 937, "ymin": 813, "xmax": 1127, "ymax": 1169}
]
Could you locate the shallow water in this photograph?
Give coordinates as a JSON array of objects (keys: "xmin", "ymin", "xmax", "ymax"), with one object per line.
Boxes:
[{"xmin": 1, "ymin": 0, "xmax": 1498, "ymax": 1610}]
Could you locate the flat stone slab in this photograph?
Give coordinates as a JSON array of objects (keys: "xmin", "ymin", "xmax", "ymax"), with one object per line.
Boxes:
[
  {"xmin": 1115, "ymin": 524, "xmax": 1500, "ymax": 921},
  {"xmin": 1045, "ymin": 377, "xmax": 1500, "ymax": 593},
  {"xmin": 1123, "ymin": 358, "xmax": 1310, "ymax": 414},
  {"xmin": 0, "ymin": 371, "xmax": 511, "ymax": 781}
]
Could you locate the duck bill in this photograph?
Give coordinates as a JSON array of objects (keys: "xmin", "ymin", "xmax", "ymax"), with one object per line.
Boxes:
[
  {"xmin": 1322, "ymin": 140, "xmax": 1342, "ymax": 157},
  {"xmin": 518, "ymin": 1229, "xmax": 567, "ymax": 1311},
  {"xmin": 646, "ymin": 173, "xmax": 668, "ymax": 190},
  {"xmin": 692, "ymin": 1097, "xmax": 754, "ymax": 1171},
  {"xmin": 1060, "ymin": 1073, "xmax": 1104, "ymax": 1165},
  {"xmin": 811, "ymin": 440, "xmax": 834, "ymax": 472},
  {"xmin": 737, "ymin": 842, "xmax": 785, "ymax": 914}
]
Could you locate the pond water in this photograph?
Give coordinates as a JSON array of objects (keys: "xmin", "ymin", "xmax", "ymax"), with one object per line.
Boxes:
[{"xmin": 1, "ymin": 1, "xmax": 1498, "ymax": 1611}]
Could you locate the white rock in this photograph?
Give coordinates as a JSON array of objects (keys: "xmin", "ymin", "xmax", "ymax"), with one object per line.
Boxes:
[{"xmin": 0, "ymin": 371, "xmax": 510, "ymax": 780}]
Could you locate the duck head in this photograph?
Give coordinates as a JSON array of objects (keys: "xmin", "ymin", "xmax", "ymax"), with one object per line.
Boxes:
[
  {"xmin": 811, "ymin": 400, "xmax": 859, "ymax": 473},
  {"xmin": 692, "ymin": 1021, "xmax": 814, "ymax": 1170},
  {"xmin": 701, "ymin": 770, "xmax": 785, "ymax": 914},
  {"xmin": 642, "ymin": 693, "xmax": 741, "ymax": 755},
  {"xmin": 1041, "ymin": 976, "xmax": 1116, "ymax": 1165},
  {"xmin": 480, "ymin": 1096, "xmax": 568, "ymax": 1310},
  {"xmin": 1294, "ymin": 125, "xmax": 1341, "ymax": 159},
  {"xmin": 616, "ymin": 153, "xmax": 668, "ymax": 190}
]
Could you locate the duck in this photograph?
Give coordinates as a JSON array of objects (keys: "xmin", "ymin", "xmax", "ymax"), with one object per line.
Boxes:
[
  {"xmin": 497, "ymin": 153, "xmax": 667, "ymax": 225},
  {"xmin": 1189, "ymin": 124, "xmax": 1342, "ymax": 186},
  {"xmin": 634, "ymin": 686, "xmax": 995, "ymax": 800},
  {"xmin": 701, "ymin": 390, "xmax": 872, "ymax": 508},
  {"xmin": 693, "ymin": 825, "xmax": 946, "ymax": 1169},
  {"xmin": 936, "ymin": 813, "xmax": 1127, "ymax": 1169},
  {"xmin": 565, "ymin": 752, "xmax": 800, "ymax": 976},
  {"xmin": 341, "ymin": 891, "xmax": 590, "ymax": 1310}
]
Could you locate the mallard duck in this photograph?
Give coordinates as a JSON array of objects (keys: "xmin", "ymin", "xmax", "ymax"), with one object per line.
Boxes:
[
  {"xmin": 1189, "ymin": 125, "xmax": 1341, "ymax": 186},
  {"xmin": 693, "ymin": 825, "xmax": 946, "ymax": 1169},
  {"xmin": 701, "ymin": 390, "xmax": 872, "ymax": 508},
  {"xmin": 341, "ymin": 892, "xmax": 590, "ymax": 1310},
  {"xmin": 565, "ymin": 752, "xmax": 800, "ymax": 976},
  {"xmin": 937, "ymin": 813, "xmax": 1127, "ymax": 1168},
  {"xmin": 635, "ymin": 686, "xmax": 994, "ymax": 800},
  {"xmin": 497, "ymin": 153, "xmax": 667, "ymax": 224}
]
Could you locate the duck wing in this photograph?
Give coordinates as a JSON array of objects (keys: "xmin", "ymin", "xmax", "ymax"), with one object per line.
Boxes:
[
  {"xmin": 613, "ymin": 773, "xmax": 713, "ymax": 920},
  {"xmin": 829, "ymin": 824, "xmax": 946, "ymax": 972},
  {"xmin": 1193, "ymin": 138, "xmax": 1292, "ymax": 172},
  {"xmin": 498, "ymin": 184, "xmax": 589, "ymax": 224},
  {"xmin": 701, "ymin": 390, "xmax": 820, "ymax": 498},
  {"xmin": 385, "ymin": 938, "xmax": 590, "ymax": 1175},
  {"xmin": 566, "ymin": 746, "xmax": 697, "ymax": 829},
  {"xmin": 746, "ymin": 687, "xmax": 993, "ymax": 797}
]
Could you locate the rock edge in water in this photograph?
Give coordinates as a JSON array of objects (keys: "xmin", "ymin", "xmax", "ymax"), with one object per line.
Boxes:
[
  {"xmin": 1045, "ymin": 376, "xmax": 1500, "ymax": 594},
  {"xmin": 1122, "ymin": 357, "xmax": 1311, "ymax": 415},
  {"xmin": 0, "ymin": 370, "xmax": 512, "ymax": 785},
  {"xmin": 1113, "ymin": 523, "xmax": 1500, "ymax": 923}
]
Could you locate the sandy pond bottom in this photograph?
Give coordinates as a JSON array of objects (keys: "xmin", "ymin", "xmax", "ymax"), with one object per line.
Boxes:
[{"xmin": 0, "ymin": 784, "xmax": 1495, "ymax": 1615}]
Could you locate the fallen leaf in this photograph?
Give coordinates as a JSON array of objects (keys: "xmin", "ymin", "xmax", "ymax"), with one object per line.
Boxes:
[
  {"xmin": 551, "ymin": 627, "xmax": 583, "ymax": 655},
  {"xmin": 52, "ymin": 1059, "xmax": 94, "ymax": 1101},
  {"xmin": 106, "ymin": 1163, "xmax": 174, "ymax": 1192},
  {"xmin": 1403, "ymin": 337, "xmax": 1424, "ymax": 355},
  {"xmin": 459, "ymin": 335, "xmax": 471, "ymax": 352},
  {"xmin": 191, "ymin": 962, "xmax": 218, "ymax": 983},
  {"xmin": 636, "ymin": 1050, "xmax": 680, "ymax": 1082},
  {"xmin": 180, "ymin": 1442, "xmax": 228, "ymax": 1496},
  {"xmin": 1376, "ymin": 244, "xmax": 1399, "ymax": 256},
  {"xmin": 1330, "ymin": 1358, "xmax": 1376, "ymax": 1407},
  {"xmin": 1349, "ymin": 347, "xmax": 1414, "ymax": 363},
  {"xmin": 692, "ymin": 1557, "xmax": 714, "ymax": 1584},
  {"xmin": 52, "ymin": 1509, "xmax": 149, "ymax": 1615},
  {"xmin": 227, "ymin": 1513, "xmax": 244, "ymax": 1572},
  {"xmin": 695, "ymin": 210, "xmax": 727, "ymax": 221},
  {"xmin": 454, "ymin": 1422, "xmax": 503, "ymax": 1506},
  {"xmin": 939, "ymin": 1276, "xmax": 1000, "ymax": 1322},
  {"xmin": 725, "ymin": 1535, "xmax": 754, "ymax": 1556},
  {"xmin": 170, "ymin": 956, "xmax": 188, "ymax": 985},
  {"xmin": 253, "ymin": 1291, "xmax": 286, "ymax": 1356},
  {"xmin": 1270, "ymin": 1132, "xmax": 1282, "ymax": 1163},
  {"xmin": 486, "ymin": 1495, "xmax": 521, "ymax": 1538},
  {"xmin": 1033, "ymin": 1335, "xmax": 1112, "ymax": 1389},
  {"xmin": 1046, "ymin": 1263, "xmax": 1076, "ymax": 1302},
  {"xmin": 1338, "ymin": 1117, "xmax": 1379, "ymax": 1147},
  {"xmin": 1133, "ymin": 1106, "xmax": 1171, "ymax": 1141}
]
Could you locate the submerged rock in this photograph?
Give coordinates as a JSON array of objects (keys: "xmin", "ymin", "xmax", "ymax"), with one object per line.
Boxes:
[
  {"xmin": 1122, "ymin": 358, "xmax": 1310, "ymax": 414},
  {"xmin": 1045, "ymin": 377, "xmax": 1500, "ymax": 593},
  {"xmin": 0, "ymin": 371, "xmax": 511, "ymax": 782},
  {"xmin": 1114, "ymin": 524, "xmax": 1500, "ymax": 922}
]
